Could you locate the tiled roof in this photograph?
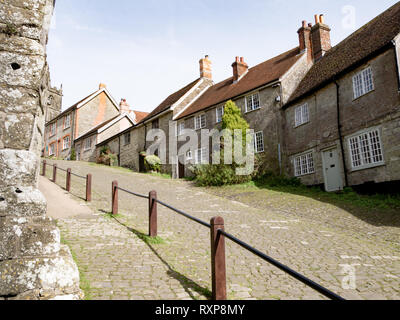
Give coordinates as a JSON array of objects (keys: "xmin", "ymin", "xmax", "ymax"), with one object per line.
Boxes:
[
  {"xmin": 287, "ymin": 2, "xmax": 400, "ymax": 106},
  {"xmin": 139, "ymin": 78, "xmax": 201, "ymax": 123},
  {"xmin": 177, "ymin": 47, "xmax": 303, "ymax": 119},
  {"xmin": 133, "ymin": 111, "xmax": 149, "ymax": 123}
]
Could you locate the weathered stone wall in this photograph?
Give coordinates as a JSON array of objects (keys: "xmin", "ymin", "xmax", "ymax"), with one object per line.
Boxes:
[
  {"xmin": 119, "ymin": 125, "xmax": 146, "ymax": 171},
  {"xmin": 76, "ymin": 134, "xmax": 97, "ymax": 163},
  {"xmin": 43, "ymin": 111, "xmax": 74, "ymax": 159},
  {"xmin": 283, "ymin": 48, "xmax": 400, "ymax": 187},
  {"xmin": 0, "ymin": 0, "xmax": 82, "ymax": 300},
  {"xmin": 76, "ymin": 92, "xmax": 119, "ymax": 139},
  {"xmin": 97, "ymin": 117, "xmax": 132, "ymax": 145}
]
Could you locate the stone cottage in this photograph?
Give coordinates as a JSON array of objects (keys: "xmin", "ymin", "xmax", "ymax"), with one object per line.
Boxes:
[
  {"xmin": 43, "ymin": 83, "xmax": 122, "ymax": 159},
  {"xmin": 173, "ymin": 18, "xmax": 323, "ymax": 178},
  {"xmin": 74, "ymin": 112, "xmax": 135, "ymax": 163},
  {"xmin": 283, "ymin": 4, "xmax": 400, "ymax": 192},
  {"xmin": 96, "ymin": 57, "xmax": 215, "ymax": 174}
]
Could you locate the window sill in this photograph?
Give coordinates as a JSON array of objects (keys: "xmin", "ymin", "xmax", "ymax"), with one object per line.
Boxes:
[
  {"xmin": 295, "ymin": 171, "xmax": 315, "ymax": 178},
  {"xmin": 350, "ymin": 162, "xmax": 385, "ymax": 172},
  {"xmin": 294, "ymin": 121, "xmax": 310, "ymax": 129},
  {"xmin": 244, "ymin": 107, "xmax": 261, "ymax": 115},
  {"xmin": 352, "ymin": 89, "xmax": 375, "ymax": 102},
  {"xmin": 63, "ymin": 126, "xmax": 71, "ymax": 131}
]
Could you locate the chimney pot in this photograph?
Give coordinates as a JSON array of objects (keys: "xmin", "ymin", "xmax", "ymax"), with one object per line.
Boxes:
[
  {"xmin": 311, "ymin": 14, "xmax": 331, "ymax": 61},
  {"xmin": 232, "ymin": 56, "xmax": 248, "ymax": 82},
  {"xmin": 199, "ymin": 55, "xmax": 212, "ymax": 80},
  {"xmin": 99, "ymin": 83, "xmax": 106, "ymax": 89},
  {"xmin": 314, "ymin": 14, "xmax": 319, "ymax": 24}
]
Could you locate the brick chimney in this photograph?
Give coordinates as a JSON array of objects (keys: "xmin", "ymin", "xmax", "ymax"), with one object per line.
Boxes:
[
  {"xmin": 119, "ymin": 99, "xmax": 130, "ymax": 114},
  {"xmin": 298, "ymin": 20, "xmax": 313, "ymax": 62},
  {"xmin": 311, "ymin": 14, "xmax": 331, "ymax": 61},
  {"xmin": 232, "ymin": 57, "xmax": 248, "ymax": 82},
  {"xmin": 99, "ymin": 83, "xmax": 107, "ymax": 90},
  {"xmin": 199, "ymin": 55, "xmax": 212, "ymax": 80}
]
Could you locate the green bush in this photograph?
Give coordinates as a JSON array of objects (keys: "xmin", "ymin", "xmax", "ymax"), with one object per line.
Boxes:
[
  {"xmin": 70, "ymin": 148, "xmax": 76, "ymax": 161},
  {"xmin": 97, "ymin": 145, "xmax": 118, "ymax": 166},
  {"xmin": 144, "ymin": 155, "xmax": 161, "ymax": 172},
  {"xmin": 191, "ymin": 100, "xmax": 253, "ymax": 187},
  {"xmin": 254, "ymin": 172, "xmax": 302, "ymax": 188}
]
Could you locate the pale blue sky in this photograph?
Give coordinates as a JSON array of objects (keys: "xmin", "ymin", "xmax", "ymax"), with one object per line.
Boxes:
[{"xmin": 47, "ymin": 0, "xmax": 399, "ymax": 112}]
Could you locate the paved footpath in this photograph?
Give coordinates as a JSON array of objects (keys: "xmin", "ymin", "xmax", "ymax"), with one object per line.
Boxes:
[{"xmin": 40, "ymin": 160, "xmax": 400, "ymax": 300}]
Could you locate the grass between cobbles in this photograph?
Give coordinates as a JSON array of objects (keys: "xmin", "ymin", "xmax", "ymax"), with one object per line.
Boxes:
[
  {"xmin": 60, "ymin": 233, "xmax": 92, "ymax": 300},
  {"xmin": 212, "ymin": 179, "xmax": 400, "ymax": 212}
]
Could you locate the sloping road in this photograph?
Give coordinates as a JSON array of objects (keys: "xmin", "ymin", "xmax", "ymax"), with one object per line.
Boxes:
[{"xmin": 40, "ymin": 160, "xmax": 400, "ymax": 300}]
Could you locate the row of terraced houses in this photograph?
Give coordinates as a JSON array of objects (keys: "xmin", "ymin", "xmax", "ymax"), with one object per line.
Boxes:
[{"xmin": 44, "ymin": 4, "xmax": 400, "ymax": 192}]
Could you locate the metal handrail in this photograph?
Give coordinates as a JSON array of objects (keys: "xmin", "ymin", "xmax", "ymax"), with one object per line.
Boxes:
[
  {"xmin": 117, "ymin": 187, "xmax": 149, "ymax": 200},
  {"xmin": 218, "ymin": 229, "xmax": 345, "ymax": 301},
  {"xmin": 117, "ymin": 184, "xmax": 344, "ymax": 300},
  {"xmin": 42, "ymin": 159, "xmax": 344, "ymax": 301},
  {"xmin": 70, "ymin": 172, "xmax": 86, "ymax": 179},
  {"xmin": 156, "ymin": 199, "xmax": 212, "ymax": 229}
]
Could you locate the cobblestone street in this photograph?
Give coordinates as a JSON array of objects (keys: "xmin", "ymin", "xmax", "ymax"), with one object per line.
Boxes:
[{"xmin": 40, "ymin": 160, "xmax": 400, "ymax": 300}]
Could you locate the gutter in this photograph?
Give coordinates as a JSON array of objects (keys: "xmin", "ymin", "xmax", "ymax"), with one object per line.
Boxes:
[
  {"xmin": 176, "ymin": 79, "xmax": 281, "ymax": 120},
  {"xmin": 334, "ymin": 79, "xmax": 349, "ymax": 188}
]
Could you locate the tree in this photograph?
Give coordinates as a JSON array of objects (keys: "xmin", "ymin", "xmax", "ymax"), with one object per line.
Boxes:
[{"xmin": 193, "ymin": 100, "xmax": 253, "ymax": 186}]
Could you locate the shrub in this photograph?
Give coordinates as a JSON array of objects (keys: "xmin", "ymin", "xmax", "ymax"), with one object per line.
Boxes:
[
  {"xmin": 192, "ymin": 164, "xmax": 252, "ymax": 187},
  {"xmin": 191, "ymin": 100, "xmax": 253, "ymax": 187},
  {"xmin": 70, "ymin": 148, "xmax": 76, "ymax": 161},
  {"xmin": 144, "ymin": 155, "xmax": 161, "ymax": 172},
  {"xmin": 97, "ymin": 145, "xmax": 118, "ymax": 166},
  {"xmin": 254, "ymin": 172, "xmax": 302, "ymax": 188}
]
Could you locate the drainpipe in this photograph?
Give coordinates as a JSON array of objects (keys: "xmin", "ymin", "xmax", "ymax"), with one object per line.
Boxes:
[
  {"xmin": 118, "ymin": 135, "xmax": 121, "ymax": 167},
  {"xmin": 334, "ymin": 79, "xmax": 349, "ymax": 187},
  {"xmin": 391, "ymin": 40, "xmax": 400, "ymax": 92}
]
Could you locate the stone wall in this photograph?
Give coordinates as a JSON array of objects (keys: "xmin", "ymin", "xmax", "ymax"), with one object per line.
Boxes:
[
  {"xmin": 0, "ymin": 0, "xmax": 82, "ymax": 300},
  {"xmin": 76, "ymin": 92, "xmax": 119, "ymax": 138}
]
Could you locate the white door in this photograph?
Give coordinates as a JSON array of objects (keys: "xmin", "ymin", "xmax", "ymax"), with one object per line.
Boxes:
[{"xmin": 322, "ymin": 148, "xmax": 343, "ymax": 192}]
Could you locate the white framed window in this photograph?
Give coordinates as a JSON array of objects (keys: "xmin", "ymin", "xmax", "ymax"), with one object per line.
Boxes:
[
  {"xmin": 49, "ymin": 143, "xmax": 56, "ymax": 156},
  {"xmin": 186, "ymin": 150, "xmax": 193, "ymax": 161},
  {"xmin": 348, "ymin": 128, "xmax": 384, "ymax": 170},
  {"xmin": 295, "ymin": 103, "xmax": 309, "ymax": 127},
  {"xmin": 177, "ymin": 122, "xmax": 185, "ymax": 136},
  {"xmin": 50, "ymin": 123, "xmax": 56, "ymax": 136},
  {"xmin": 195, "ymin": 148, "xmax": 208, "ymax": 164},
  {"xmin": 245, "ymin": 92, "xmax": 260, "ymax": 113},
  {"xmin": 294, "ymin": 152, "xmax": 315, "ymax": 177},
  {"xmin": 216, "ymin": 106, "xmax": 224, "ymax": 123},
  {"xmin": 64, "ymin": 114, "xmax": 71, "ymax": 129},
  {"xmin": 62, "ymin": 136, "xmax": 70, "ymax": 150},
  {"xmin": 253, "ymin": 131, "xmax": 265, "ymax": 153},
  {"xmin": 124, "ymin": 132, "xmax": 131, "ymax": 146},
  {"xmin": 194, "ymin": 114, "xmax": 206, "ymax": 130},
  {"xmin": 353, "ymin": 67, "xmax": 374, "ymax": 99},
  {"xmin": 84, "ymin": 137, "xmax": 92, "ymax": 151}
]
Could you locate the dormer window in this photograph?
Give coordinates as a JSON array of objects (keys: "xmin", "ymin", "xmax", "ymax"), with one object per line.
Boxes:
[
  {"xmin": 245, "ymin": 93, "xmax": 260, "ymax": 113},
  {"xmin": 353, "ymin": 67, "xmax": 374, "ymax": 99}
]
